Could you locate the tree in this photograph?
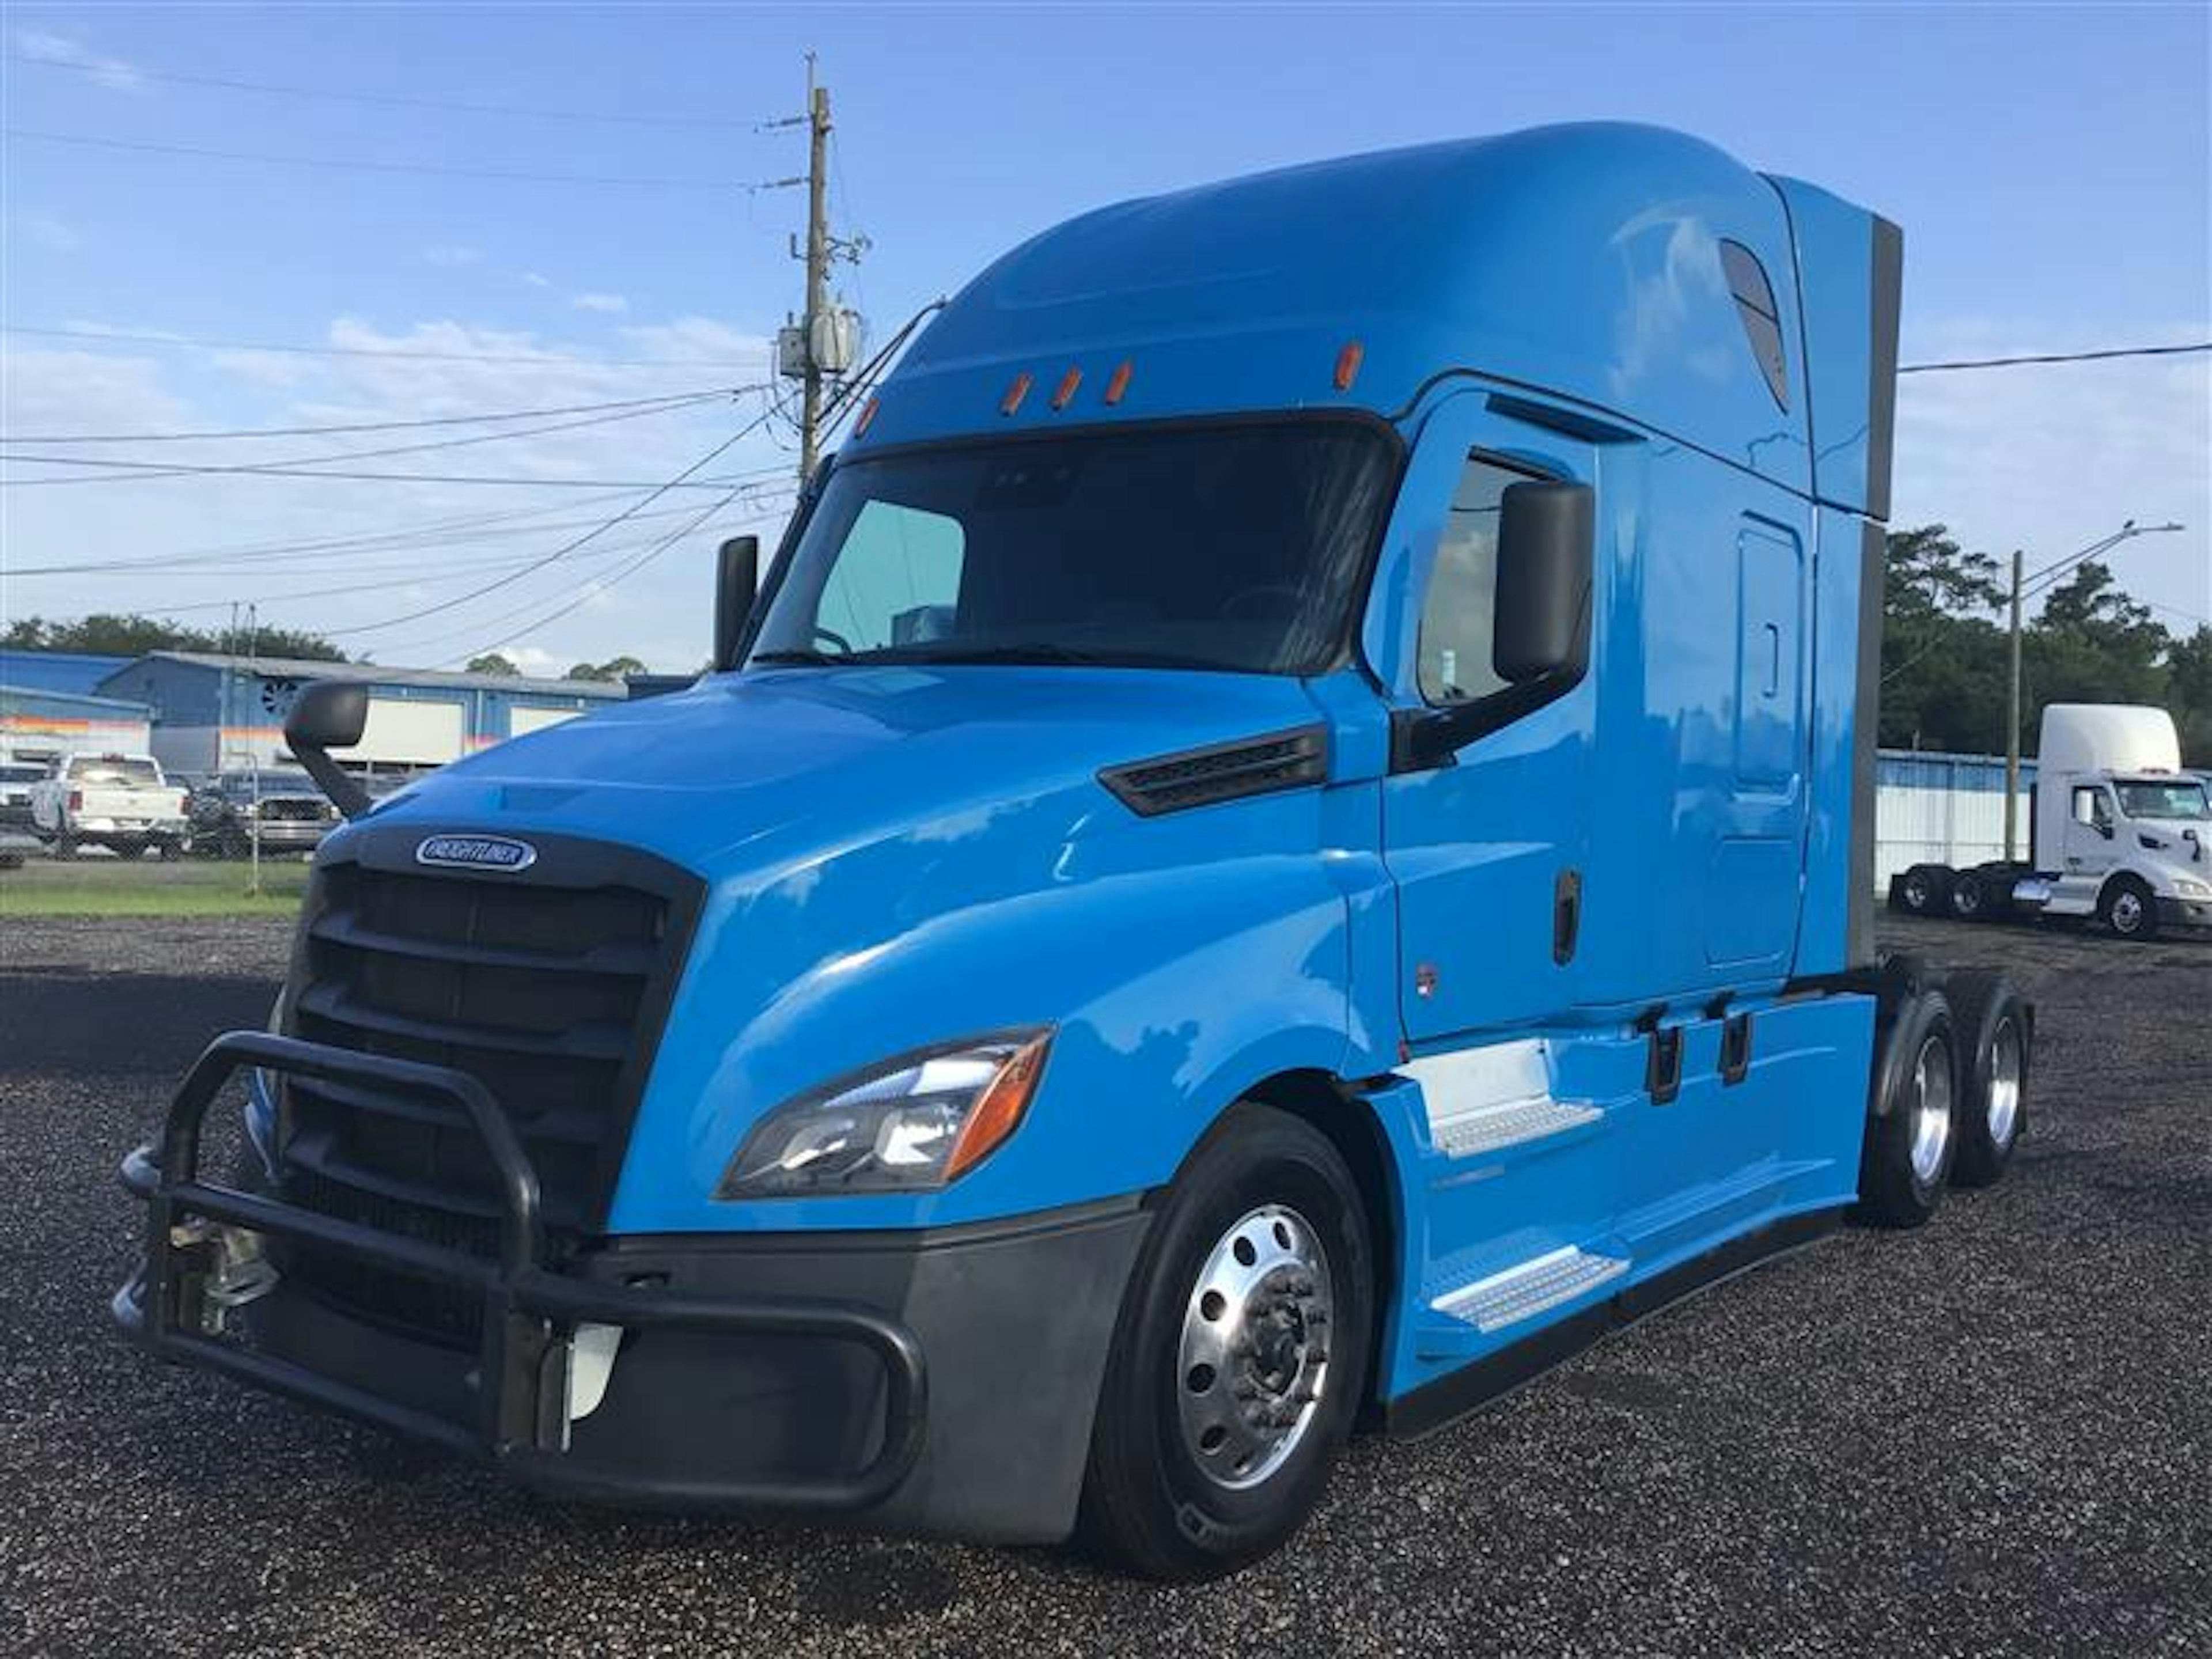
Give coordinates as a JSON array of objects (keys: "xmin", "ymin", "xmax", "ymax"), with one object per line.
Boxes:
[
  {"xmin": 467, "ymin": 653, "xmax": 521, "ymax": 677},
  {"xmin": 1, "ymin": 612, "xmax": 344, "ymax": 661},
  {"xmin": 563, "ymin": 654, "xmax": 649, "ymax": 684},
  {"xmin": 1878, "ymin": 525, "xmax": 2009, "ymax": 752},
  {"xmin": 2166, "ymin": 626, "xmax": 2212, "ymax": 767},
  {"xmin": 2021, "ymin": 560, "xmax": 2171, "ymax": 724}
]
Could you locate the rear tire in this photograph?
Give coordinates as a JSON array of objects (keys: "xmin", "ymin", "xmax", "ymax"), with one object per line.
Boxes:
[
  {"xmin": 1947, "ymin": 971, "xmax": 2031, "ymax": 1187},
  {"xmin": 1859, "ymin": 988, "xmax": 1959, "ymax": 1227},
  {"xmin": 1893, "ymin": 863, "xmax": 1952, "ymax": 917},
  {"xmin": 1079, "ymin": 1104, "xmax": 1373, "ymax": 1581},
  {"xmin": 1948, "ymin": 870, "xmax": 1991, "ymax": 922},
  {"xmin": 2098, "ymin": 874, "xmax": 2158, "ymax": 941}
]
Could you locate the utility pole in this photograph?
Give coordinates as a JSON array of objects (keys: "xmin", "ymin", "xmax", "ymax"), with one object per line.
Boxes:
[
  {"xmin": 798, "ymin": 59, "xmax": 832, "ymax": 483},
  {"xmin": 771, "ymin": 55, "xmax": 865, "ymax": 485},
  {"xmin": 2003, "ymin": 549, "xmax": 2024, "ymax": 862}
]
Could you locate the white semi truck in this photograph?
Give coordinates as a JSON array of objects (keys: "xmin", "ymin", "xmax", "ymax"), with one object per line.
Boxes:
[{"xmin": 1891, "ymin": 704, "xmax": 2211, "ymax": 940}]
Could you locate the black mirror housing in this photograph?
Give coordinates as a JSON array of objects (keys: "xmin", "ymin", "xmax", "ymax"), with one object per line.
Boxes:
[
  {"xmin": 1493, "ymin": 480, "xmax": 1594, "ymax": 684},
  {"xmin": 715, "ymin": 535, "xmax": 761, "ymax": 671},
  {"xmin": 283, "ymin": 681, "xmax": 372, "ymax": 820}
]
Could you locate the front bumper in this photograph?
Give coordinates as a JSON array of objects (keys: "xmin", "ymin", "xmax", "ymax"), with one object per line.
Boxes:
[
  {"xmin": 2155, "ymin": 895, "xmax": 2212, "ymax": 930},
  {"xmin": 113, "ymin": 1032, "xmax": 1147, "ymax": 1542},
  {"xmin": 76, "ymin": 816, "xmax": 185, "ymax": 836}
]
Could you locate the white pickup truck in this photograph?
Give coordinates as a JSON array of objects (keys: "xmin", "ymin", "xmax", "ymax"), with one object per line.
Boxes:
[{"xmin": 30, "ymin": 752, "xmax": 191, "ymax": 859}]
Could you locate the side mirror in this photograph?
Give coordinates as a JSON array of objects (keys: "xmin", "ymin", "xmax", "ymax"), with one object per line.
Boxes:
[
  {"xmin": 1492, "ymin": 480, "xmax": 1595, "ymax": 683},
  {"xmin": 715, "ymin": 535, "xmax": 760, "ymax": 672},
  {"xmin": 283, "ymin": 681, "xmax": 371, "ymax": 820}
]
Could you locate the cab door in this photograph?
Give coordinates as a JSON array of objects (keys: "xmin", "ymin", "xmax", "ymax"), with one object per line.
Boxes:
[{"xmin": 1372, "ymin": 393, "xmax": 1597, "ymax": 1042}]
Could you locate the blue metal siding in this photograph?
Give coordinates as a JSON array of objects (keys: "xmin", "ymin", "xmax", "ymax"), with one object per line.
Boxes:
[{"xmin": 0, "ymin": 650, "xmax": 134, "ymax": 697}]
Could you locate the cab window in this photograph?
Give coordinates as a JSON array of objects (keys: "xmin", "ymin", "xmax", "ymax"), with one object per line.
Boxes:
[
  {"xmin": 1417, "ymin": 454, "xmax": 1540, "ymax": 706},
  {"xmin": 811, "ymin": 500, "xmax": 967, "ymax": 653}
]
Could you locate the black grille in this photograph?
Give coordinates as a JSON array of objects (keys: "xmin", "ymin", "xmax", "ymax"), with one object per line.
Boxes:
[
  {"xmin": 275, "ymin": 830, "xmax": 701, "ymax": 1339},
  {"xmin": 1099, "ymin": 725, "xmax": 1329, "ymax": 816},
  {"xmin": 259, "ymin": 797, "xmax": 330, "ymax": 823}
]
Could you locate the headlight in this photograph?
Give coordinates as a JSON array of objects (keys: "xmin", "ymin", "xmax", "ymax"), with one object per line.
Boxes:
[
  {"xmin": 2174, "ymin": 876, "xmax": 2210, "ymax": 897},
  {"xmin": 717, "ymin": 1030, "xmax": 1052, "ymax": 1198}
]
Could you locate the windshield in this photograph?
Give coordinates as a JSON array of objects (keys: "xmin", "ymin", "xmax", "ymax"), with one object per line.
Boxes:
[
  {"xmin": 2115, "ymin": 779, "xmax": 2210, "ymax": 820},
  {"xmin": 221, "ymin": 771, "xmax": 317, "ymax": 797},
  {"xmin": 70, "ymin": 756, "xmax": 160, "ymax": 786},
  {"xmin": 748, "ymin": 421, "xmax": 1397, "ymax": 675}
]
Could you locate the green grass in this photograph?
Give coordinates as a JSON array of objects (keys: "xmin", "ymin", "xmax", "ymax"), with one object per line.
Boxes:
[{"xmin": 0, "ymin": 857, "xmax": 312, "ymax": 917}]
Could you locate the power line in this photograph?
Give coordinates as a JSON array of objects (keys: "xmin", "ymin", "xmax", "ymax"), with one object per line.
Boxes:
[
  {"xmin": 1899, "ymin": 342, "xmax": 2211, "ymax": 373},
  {"xmin": 6, "ymin": 384, "xmax": 756, "ymax": 444},
  {"xmin": 0, "ymin": 457, "xmax": 751, "ymax": 491},
  {"xmin": 3, "ymin": 323, "xmax": 759, "ymax": 370},
  {"xmin": 0, "ymin": 391, "xmax": 750, "ymax": 487},
  {"xmin": 6, "ymin": 127, "xmax": 802, "ymax": 193},
  {"xmin": 4, "ymin": 49, "xmax": 768, "ymax": 130},
  {"xmin": 321, "ymin": 409, "xmax": 783, "ymax": 637}
]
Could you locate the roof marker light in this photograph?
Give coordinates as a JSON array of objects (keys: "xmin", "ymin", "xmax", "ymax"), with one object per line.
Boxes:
[
  {"xmin": 1104, "ymin": 360, "xmax": 1133, "ymax": 406},
  {"xmin": 1334, "ymin": 340, "xmax": 1364, "ymax": 392},
  {"xmin": 1051, "ymin": 367, "xmax": 1083, "ymax": 410},
  {"xmin": 1001, "ymin": 372, "xmax": 1032, "ymax": 416},
  {"xmin": 853, "ymin": 396, "xmax": 880, "ymax": 438}
]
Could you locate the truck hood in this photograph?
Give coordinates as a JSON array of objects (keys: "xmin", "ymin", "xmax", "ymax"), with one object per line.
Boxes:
[{"xmin": 353, "ymin": 664, "xmax": 1325, "ymax": 876}]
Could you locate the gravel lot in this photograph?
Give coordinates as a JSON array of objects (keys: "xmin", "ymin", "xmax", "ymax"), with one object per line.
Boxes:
[{"xmin": 2, "ymin": 912, "xmax": 2206, "ymax": 1657}]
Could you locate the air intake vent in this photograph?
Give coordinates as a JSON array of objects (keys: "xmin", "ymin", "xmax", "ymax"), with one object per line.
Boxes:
[{"xmin": 1099, "ymin": 725, "xmax": 1328, "ymax": 817}]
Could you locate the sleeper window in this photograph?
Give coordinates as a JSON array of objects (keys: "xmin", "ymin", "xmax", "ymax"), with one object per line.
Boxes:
[{"xmin": 1417, "ymin": 454, "xmax": 1535, "ymax": 706}]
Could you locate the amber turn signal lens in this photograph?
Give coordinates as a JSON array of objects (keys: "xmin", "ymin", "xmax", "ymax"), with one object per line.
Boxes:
[
  {"xmin": 1051, "ymin": 367, "xmax": 1083, "ymax": 410},
  {"xmin": 1104, "ymin": 360, "xmax": 1134, "ymax": 405},
  {"xmin": 1001, "ymin": 372, "xmax": 1033, "ymax": 416},
  {"xmin": 944, "ymin": 1033, "xmax": 1052, "ymax": 1180},
  {"xmin": 853, "ymin": 395, "xmax": 880, "ymax": 437},
  {"xmin": 1334, "ymin": 340, "xmax": 1364, "ymax": 392}
]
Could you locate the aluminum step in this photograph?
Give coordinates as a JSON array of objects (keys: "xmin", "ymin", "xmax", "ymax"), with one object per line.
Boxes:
[
  {"xmin": 1431, "ymin": 1095, "xmax": 1603, "ymax": 1158},
  {"xmin": 1430, "ymin": 1245, "xmax": 1630, "ymax": 1334}
]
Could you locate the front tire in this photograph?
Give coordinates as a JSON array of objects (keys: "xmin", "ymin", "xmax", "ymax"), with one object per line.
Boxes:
[
  {"xmin": 2099, "ymin": 874, "xmax": 2158, "ymax": 941},
  {"xmin": 1080, "ymin": 1104, "xmax": 1373, "ymax": 1581}
]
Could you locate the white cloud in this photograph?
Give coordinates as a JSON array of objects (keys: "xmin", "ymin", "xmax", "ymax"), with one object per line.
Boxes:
[
  {"xmin": 1, "ymin": 316, "xmax": 800, "ymax": 670},
  {"xmin": 14, "ymin": 214, "xmax": 82, "ymax": 252},
  {"xmin": 13, "ymin": 28, "xmax": 143, "ymax": 91},
  {"xmin": 521, "ymin": 271, "xmax": 553, "ymax": 289},
  {"xmin": 1893, "ymin": 320, "xmax": 2211, "ymax": 627},
  {"xmin": 618, "ymin": 315, "xmax": 774, "ymax": 371},
  {"xmin": 422, "ymin": 244, "xmax": 483, "ymax": 267},
  {"xmin": 569, "ymin": 292, "xmax": 630, "ymax": 315}
]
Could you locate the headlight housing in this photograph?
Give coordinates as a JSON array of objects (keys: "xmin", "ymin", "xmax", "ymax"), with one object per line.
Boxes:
[
  {"xmin": 717, "ymin": 1029, "xmax": 1052, "ymax": 1198},
  {"xmin": 2173, "ymin": 876, "xmax": 2210, "ymax": 897}
]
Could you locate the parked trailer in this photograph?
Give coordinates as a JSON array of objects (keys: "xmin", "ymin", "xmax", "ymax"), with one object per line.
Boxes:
[
  {"xmin": 1889, "ymin": 704, "xmax": 2211, "ymax": 940},
  {"xmin": 115, "ymin": 124, "xmax": 2033, "ymax": 1580}
]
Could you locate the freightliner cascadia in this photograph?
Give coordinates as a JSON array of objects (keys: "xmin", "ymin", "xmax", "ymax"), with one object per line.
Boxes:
[{"xmin": 116, "ymin": 123, "xmax": 2035, "ymax": 1580}]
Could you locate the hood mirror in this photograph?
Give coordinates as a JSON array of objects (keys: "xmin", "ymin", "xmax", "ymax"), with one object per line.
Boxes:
[{"xmin": 283, "ymin": 681, "xmax": 372, "ymax": 820}]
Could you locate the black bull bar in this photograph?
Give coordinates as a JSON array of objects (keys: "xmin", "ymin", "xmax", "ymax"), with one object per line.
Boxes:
[{"xmin": 113, "ymin": 1031, "xmax": 929, "ymax": 1510}]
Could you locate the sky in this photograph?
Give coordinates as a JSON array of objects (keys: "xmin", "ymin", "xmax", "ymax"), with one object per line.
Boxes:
[{"xmin": 2, "ymin": 1, "xmax": 2207, "ymax": 676}]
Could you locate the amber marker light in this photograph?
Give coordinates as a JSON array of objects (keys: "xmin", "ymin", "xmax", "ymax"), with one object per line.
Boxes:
[
  {"xmin": 1001, "ymin": 372, "xmax": 1033, "ymax": 415},
  {"xmin": 1103, "ymin": 360, "xmax": 1134, "ymax": 405},
  {"xmin": 944, "ymin": 1032, "xmax": 1053, "ymax": 1180},
  {"xmin": 852, "ymin": 395, "xmax": 880, "ymax": 438},
  {"xmin": 1051, "ymin": 367, "xmax": 1084, "ymax": 410},
  {"xmin": 1334, "ymin": 340, "xmax": 1365, "ymax": 392}
]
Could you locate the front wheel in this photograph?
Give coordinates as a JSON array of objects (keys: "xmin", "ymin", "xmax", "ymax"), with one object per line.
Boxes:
[
  {"xmin": 1080, "ymin": 1104, "xmax": 1373, "ymax": 1581},
  {"xmin": 2099, "ymin": 874, "xmax": 2159, "ymax": 941}
]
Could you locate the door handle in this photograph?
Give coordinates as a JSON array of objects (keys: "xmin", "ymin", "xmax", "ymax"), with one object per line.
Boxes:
[{"xmin": 1553, "ymin": 867, "xmax": 1582, "ymax": 965}]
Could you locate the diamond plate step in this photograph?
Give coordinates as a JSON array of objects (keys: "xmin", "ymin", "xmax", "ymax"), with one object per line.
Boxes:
[
  {"xmin": 1430, "ymin": 1245, "xmax": 1630, "ymax": 1334},
  {"xmin": 1431, "ymin": 1096, "xmax": 1603, "ymax": 1158}
]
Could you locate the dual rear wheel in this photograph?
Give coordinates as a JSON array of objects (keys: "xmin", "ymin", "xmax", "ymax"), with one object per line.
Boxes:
[{"xmin": 1861, "ymin": 965, "xmax": 2031, "ymax": 1225}]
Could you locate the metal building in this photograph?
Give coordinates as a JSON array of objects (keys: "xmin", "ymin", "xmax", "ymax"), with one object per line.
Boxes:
[
  {"xmin": 93, "ymin": 653, "xmax": 626, "ymax": 779},
  {"xmin": 1874, "ymin": 748, "xmax": 2038, "ymax": 885},
  {"xmin": 0, "ymin": 684, "xmax": 155, "ymax": 767}
]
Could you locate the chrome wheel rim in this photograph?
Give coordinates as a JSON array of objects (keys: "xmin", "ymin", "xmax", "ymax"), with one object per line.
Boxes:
[
  {"xmin": 1987, "ymin": 1017, "xmax": 2023, "ymax": 1149},
  {"xmin": 1954, "ymin": 882, "xmax": 1980, "ymax": 916},
  {"xmin": 1176, "ymin": 1204, "xmax": 1334, "ymax": 1491},
  {"xmin": 1909, "ymin": 1033, "xmax": 1954, "ymax": 1185},
  {"xmin": 2111, "ymin": 891, "xmax": 2144, "ymax": 933},
  {"xmin": 1904, "ymin": 873, "xmax": 1929, "ymax": 909}
]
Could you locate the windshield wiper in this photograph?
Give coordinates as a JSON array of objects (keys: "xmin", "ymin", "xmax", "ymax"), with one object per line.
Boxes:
[{"xmin": 749, "ymin": 648, "xmax": 851, "ymax": 666}]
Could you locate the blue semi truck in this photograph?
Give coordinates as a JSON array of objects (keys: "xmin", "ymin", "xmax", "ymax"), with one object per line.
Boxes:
[{"xmin": 117, "ymin": 123, "xmax": 2034, "ymax": 1579}]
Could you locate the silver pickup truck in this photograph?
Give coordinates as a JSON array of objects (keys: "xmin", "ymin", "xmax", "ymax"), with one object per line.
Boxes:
[{"xmin": 30, "ymin": 752, "xmax": 191, "ymax": 859}]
